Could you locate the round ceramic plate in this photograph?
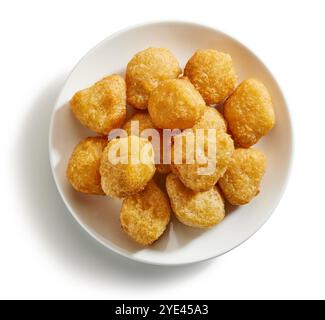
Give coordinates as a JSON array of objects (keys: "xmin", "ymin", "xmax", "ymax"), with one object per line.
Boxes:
[{"xmin": 49, "ymin": 21, "xmax": 293, "ymax": 266}]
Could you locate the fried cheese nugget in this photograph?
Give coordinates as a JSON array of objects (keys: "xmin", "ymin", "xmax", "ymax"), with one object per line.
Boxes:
[
  {"xmin": 120, "ymin": 180, "xmax": 171, "ymax": 245},
  {"xmin": 123, "ymin": 113, "xmax": 171, "ymax": 174},
  {"xmin": 148, "ymin": 79, "xmax": 206, "ymax": 129},
  {"xmin": 126, "ymin": 48, "xmax": 181, "ymax": 110},
  {"xmin": 218, "ymin": 148, "xmax": 266, "ymax": 205},
  {"xmin": 224, "ymin": 78, "xmax": 275, "ymax": 147},
  {"xmin": 193, "ymin": 106, "xmax": 227, "ymax": 133},
  {"xmin": 70, "ymin": 75, "xmax": 126, "ymax": 135},
  {"xmin": 156, "ymin": 133, "xmax": 172, "ymax": 174},
  {"xmin": 100, "ymin": 136, "xmax": 156, "ymax": 198},
  {"xmin": 171, "ymin": 130, "xmax": 234, "ymax": 192},
  {"xmin": 184, "ymin": 49, "xmax": 237, "ymax": 105},
  {"xmin": 123, "ymin": 112, "xmax": 154, "ymax": 136},
  {"xmin": 166, "ymin": 173, "xmax": 225, "ymax": 228},
  {"xmin": 66, "ymin": 136, "xmax": 108, "ymax": 195}
]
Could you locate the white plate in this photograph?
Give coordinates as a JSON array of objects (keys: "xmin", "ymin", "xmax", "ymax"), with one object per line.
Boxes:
[{"xmin": 49, "ymin": 21, "xmax": 293, "ymax": 266}]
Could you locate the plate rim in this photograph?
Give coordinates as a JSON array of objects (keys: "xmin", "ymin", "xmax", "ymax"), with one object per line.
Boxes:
[{"xmin": 48, "ymin": 20, "xmax": 294, "ymax": 266}]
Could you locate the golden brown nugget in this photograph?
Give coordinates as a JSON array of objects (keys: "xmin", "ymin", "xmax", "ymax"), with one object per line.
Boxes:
[
  {"xmin": 184, "ymin": 49, "xmax": 237, "ymax": 105},
  {"xmin": 123, "ymin": 113, "xmax": 170, "ymax": 174},
  {"xmin": 156, "ymin": 137, "xmax": 172, "ymax": 175},
  {"xmin": 148, "ymin": 79, "xmax": 206, "ymax": 129},
  {"xmin": 126, "ymin": 48, "xmax": 181, "ymax": 110},
  {"xmin": 120, "ymin": 180, "xmax": 171, "ymax": 245},
  {"xmin": 171, "ymin": 130, "xmax": 234, "ymax": 192},
  {"xmin": 100, "ymin": 136, "xmax": 156, "ymax": 198},
  {"xmin": 66, "ymin": 136, "xmax": 108, "ymax": 195},
  {"xmin": 166, "ymin": 173, "xmax": 225, "ymax": 228},
  {"xmin": 123, "ymin": 112, "xmax": 154, "ymax": 136},
  {"xmin": 224, "ymin": 78, "xmax": 275, "ymax": 147},
  {"xmin": 155, "ymin": 129, "xmax": 174, "ymax": 174},
  {"xmin": 70, "ymin": 75, "xmax": 126, "ymax": 135},
  {"xmin": 193, "ymin": 106, "xmax": 227, "ymax": 133},
  {"xmin": 218, "ymin": 148, "xmax": 266, "ymax": 205}
]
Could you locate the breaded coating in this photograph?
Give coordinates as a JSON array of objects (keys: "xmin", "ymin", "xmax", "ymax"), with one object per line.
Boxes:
[
  {"xmin": 70, "ymin": 75, "xmax": 126, "ymax": 135},
  {"xmin": 123, "ymin": 112, "xmax": 154, "ymax": 136},
  {"xmin": 224, "ymin": 78, "xmax": 275, "ymax": 147},
  {"xmin": 66, "ymin": 136, "xmax": 108, "ymax": 195},
  {"xmin": 156, "ymin": 129, "xmax": 173, "ymax": 174},
  {"xmin": 171, "ymin": 130, "xmax": 234, "ymax": 192},
  {"xmin": 193, "ymin": 106, "xmax": 227, "ymax": 133},
  {"xmin": 166, "ymin": 173, "xmax": 225, "ymax": 228},
  {"xmin": 184, "ymin": 49, "xmax": 237, "ymax": 105},
  {"xmin": 126, "ymin": 48, "xmax": 181, "ymax": 110},
  {"xmin": 120, "ymin": 180, "xmax": 171, "ymax": 245},
  {"xmin": 218, "ymin": 148, "xmax": 266, "ymax": 205},
  {"xmin": 100, "ymin": 136, "xmax": 156, "ymax": 198},
  {"xmin": 148, "ymin": 79, "xmax": 206, "ymax": 129},
  {"xmin": 155, "ymin": 134, "xmax": 172, "ymax": 175},
  {"xmin": 123, "ymin": 112, "xmax": 170, "ymax": 174}
]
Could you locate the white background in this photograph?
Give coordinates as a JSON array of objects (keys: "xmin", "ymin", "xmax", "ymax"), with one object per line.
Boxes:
[{"xmin": 0, "ymin": 0, "xmax": 324, "ymax": 300}]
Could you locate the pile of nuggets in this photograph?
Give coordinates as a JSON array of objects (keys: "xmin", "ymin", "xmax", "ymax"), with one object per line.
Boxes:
[{"xmin": 67, "ymin": 47, "xmax": 275, "ymax": 246}]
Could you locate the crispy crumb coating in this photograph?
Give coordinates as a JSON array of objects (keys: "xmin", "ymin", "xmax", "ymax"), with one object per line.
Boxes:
[
  {"xmin": 66, "ymin": 136, "xmax": 108, "ymax": 195},
  {"xmin": 70, "ymin": 75, "xmax": 126, "ymax": 135},
  {"xmin": 123, "ymin": 112, "xmax": 154, "ymax": 136},
  {"xmin": 184, "ymin": 49, "xmax": 237, "ymax": 105},
  {"xmin": 123, "ymin": 112, "xmax": 171, "ymax": 174},
  {"xmin": 126, "ymin": 48, "xmax": 181, "ymax": 110},
  {"xmin": 120, "ymin": 180, "xmax": 171, "ymax": 245},
  {"xmin": 193, "ymin": 106, "xmax": 227, "ymax": 133},
  {"xmin": 100, "ymin": 136, "xmax": 156, "ymax": 198},
  {"xmin": 148, "ymin": 79, "xmax": 206, "ymax": 129},
  {"xmin": 224, "ymin": 78, "xmax": 275, "ymax": 147},
  {"xmin": 171, "ymin": 130, "xmax": 234, "ymax": 192},
  {"xmin": 166, "ymin": 173, "xmax": 225, "ymax": 228},
  {"xmin": 156, "ymin": 131, "xmax": 172, "ymax": 174},
  {"xmin": 218, "ymin": 148, "xmax": 266, "ymax": 205}
]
